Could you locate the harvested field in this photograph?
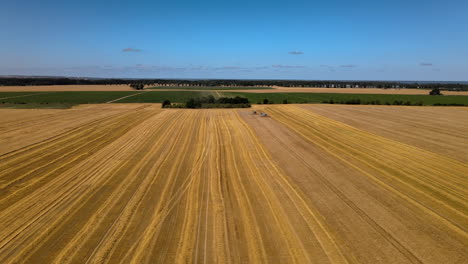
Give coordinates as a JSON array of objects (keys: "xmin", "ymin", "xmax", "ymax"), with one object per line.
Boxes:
[
  {"xmin": 0, "ymin": 104, "xmax": 148, "ymax": 155},
  {"xmin": 0, "ymin": 104, "xmax": 466, "ymax": 263},
  {"xmin": 300, "ymin": 104, "xmax": 468, "ymax": 162}
]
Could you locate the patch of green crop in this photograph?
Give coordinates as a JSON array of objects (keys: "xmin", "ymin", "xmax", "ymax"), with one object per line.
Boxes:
[
  {"xmin": 116, "ymin": 91, "xmax": 217, "ymax": 103},
  {"xmin": 0, "ymin": 91, "xmax": 139, "ymax": 107},
  {"xmin": 223, "ymin": 92, "xmax": 468, "ymax": 106}
]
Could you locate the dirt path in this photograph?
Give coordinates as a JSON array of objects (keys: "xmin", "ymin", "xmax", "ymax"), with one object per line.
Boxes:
[{"xmin": 105, "ymin": 91, "xmax": 148, "ymax": 103}]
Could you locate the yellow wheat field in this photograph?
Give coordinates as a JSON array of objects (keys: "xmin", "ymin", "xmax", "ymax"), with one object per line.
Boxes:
[{"xmin": 0, "ymin": 104, "xmax": 466, "ymax": 263}]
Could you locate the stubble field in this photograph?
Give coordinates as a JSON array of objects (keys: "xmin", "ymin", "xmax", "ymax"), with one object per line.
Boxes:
[{"xmin": 0, "ymin": 104, "xmax": 466, "ymax": 263}]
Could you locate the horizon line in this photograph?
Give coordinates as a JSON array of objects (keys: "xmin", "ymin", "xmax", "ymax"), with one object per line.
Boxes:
[{"xmin": 1, "ymin": 75, "xmax": 467, "ymax": 83}]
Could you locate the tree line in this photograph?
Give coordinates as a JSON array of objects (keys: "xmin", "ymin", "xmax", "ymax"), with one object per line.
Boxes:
[
  {"xmin": 1, "ymin": 77, "xmax": 467, "ymax": 91},
  {"xmin": 163, "ymin": 96, "xmax": 251, "ymax": 109}
]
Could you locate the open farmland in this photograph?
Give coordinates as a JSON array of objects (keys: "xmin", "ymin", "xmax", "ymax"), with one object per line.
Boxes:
[
  {"xmin": 1, "ymin": 91, "xmax": 468, "ymax": 108},
  {"xmin": 2, "ymin": 84, "xmax": 468, "ymax": 95},
  {"xmin": 0, "ymin": 104, "xmax": 467, "ymax": 263}
]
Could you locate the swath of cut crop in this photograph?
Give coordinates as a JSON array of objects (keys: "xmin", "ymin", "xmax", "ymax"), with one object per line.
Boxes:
[
  {"xmin": 265, "ymin": 105, "xmax": 468, "ymax": 236},
  {"xmin": 241, "ymin": 107, "xmax": 468, "ymax": 263},
  {"xmin": 0, "ymin": 105, "xmax": 157, "ymax": 212},
  {"xmin": 0, "ymin": 104, "xmax": 148, "ymax": 155},
  {"xmin": 89, "ymin": 110, "xmax": 348, "ymax": 264},
  {"xmin": 301, "ymin": 104, "xmax": 468, "ymax": 162}
]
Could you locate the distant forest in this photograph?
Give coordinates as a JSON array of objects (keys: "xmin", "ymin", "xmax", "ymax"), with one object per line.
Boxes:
[{"xmin": 1, "ymin": 77, "xmax": 468, "ymax": 91}]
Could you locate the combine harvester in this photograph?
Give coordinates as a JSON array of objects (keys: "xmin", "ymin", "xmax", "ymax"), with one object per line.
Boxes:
[{"xmin": 252, "ymin": 110, "xmax": 268, "ymax": 117}]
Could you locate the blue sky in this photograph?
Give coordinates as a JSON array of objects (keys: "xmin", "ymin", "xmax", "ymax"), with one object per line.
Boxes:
[{"xmin": 1, "ymin": 0, "xmax": 467, "ymax": 80}]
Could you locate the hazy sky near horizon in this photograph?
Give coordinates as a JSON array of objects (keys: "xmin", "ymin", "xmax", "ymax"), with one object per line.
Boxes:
[{"xmin": 1, "ymin": 0, "xmax": 467, "ymax": 80}]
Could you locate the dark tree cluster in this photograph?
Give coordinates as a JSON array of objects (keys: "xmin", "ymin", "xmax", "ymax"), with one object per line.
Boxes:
[
  {"xmin": 429, "ymin": 88, "xmax": 442, "ymax": 95},
  {"xmin": 162, "ymin": 99, "xmax": 172, "ymax": 108},
  {"xmin": 166, "ymin": 95, "xmax": 250, "ymax": 109},
  {"xmin": 216, "ymin": 96, "xmax": 249, "ymax": 105},
  {"xmin": 130, "ymin": 83, "xmax": 144, "ymax": 90}
]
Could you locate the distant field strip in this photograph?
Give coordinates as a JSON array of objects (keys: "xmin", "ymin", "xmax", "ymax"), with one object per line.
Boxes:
[
  {"xmin": 146, "ymin": 86, "xmax": 273, "ymax": 90},
  {"xmin": 0, "ymin": 105, "xmax": 466, "ymax": 263}
]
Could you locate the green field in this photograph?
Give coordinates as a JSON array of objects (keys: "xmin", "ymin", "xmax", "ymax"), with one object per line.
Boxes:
[
  {"xmin": 222, "ymin": 92, "xmax": 468, "ymax": 106},
  {"xmin": 0, "ymin": 91, "xmax": 467, "ymax": 108},
  {"xmin": 117, "ymin": 91, "xmax": 215, "ymax": 103},
  {"xmin": 146, "ymin": 86, "xmax": 273, "ymax": 90},
  {"xmin": 0, "ymin": 91, "xmax": 139, "ymax": 108},
  {"xmin": 0, "ymin": 92, "xmax": 40, "ymax": 99},
  {"xmin": 0, "ymin": 91, "xmax": 216, "ymax": 108}
]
